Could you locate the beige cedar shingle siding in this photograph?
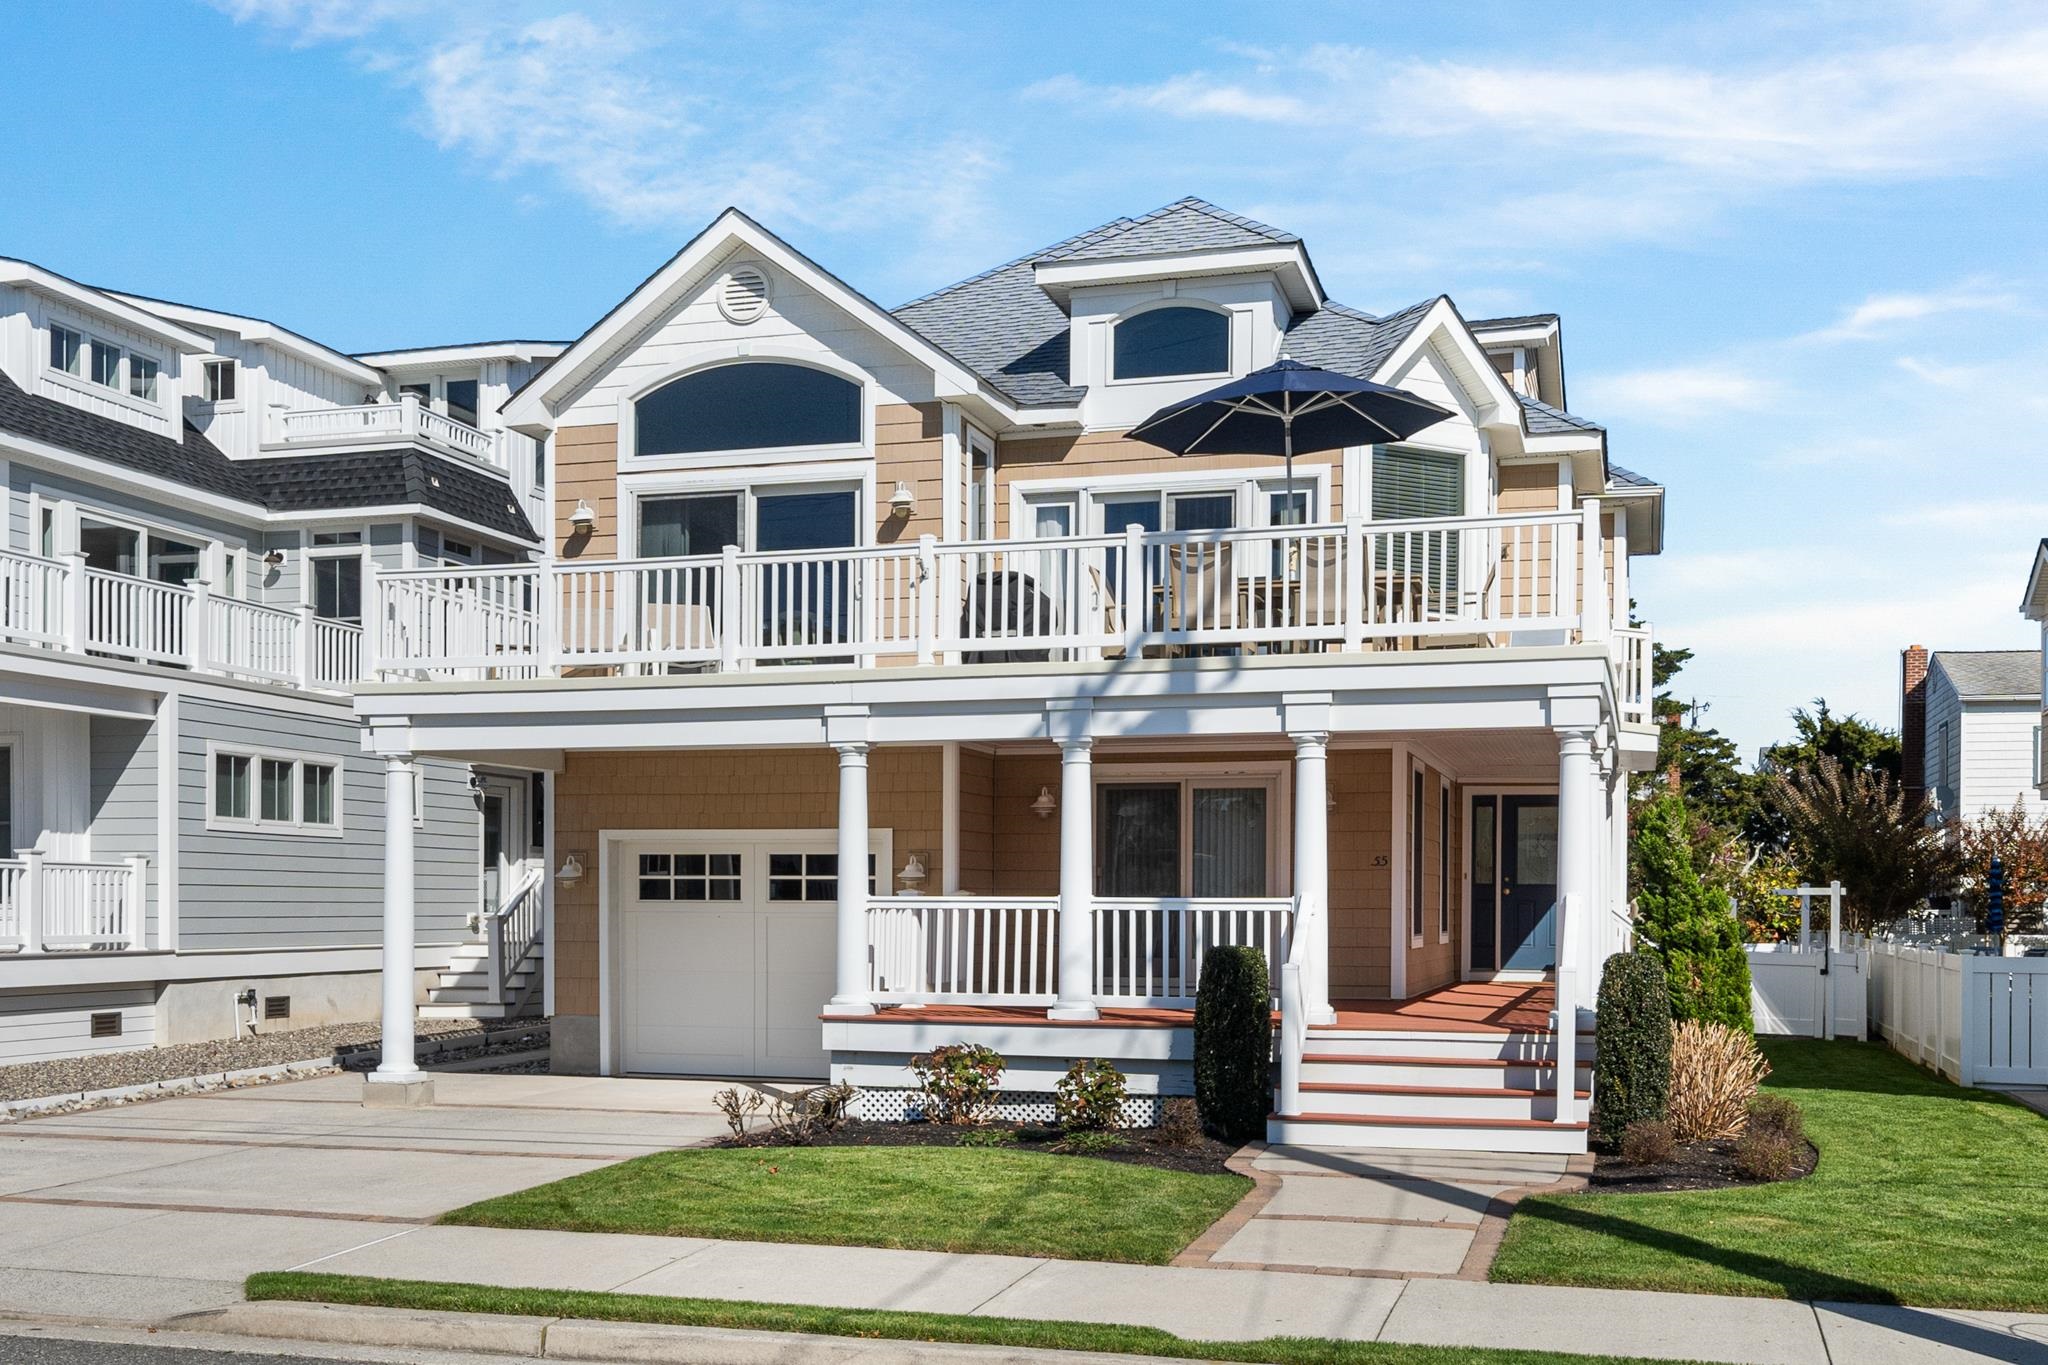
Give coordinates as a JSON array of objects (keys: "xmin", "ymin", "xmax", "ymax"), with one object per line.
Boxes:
[
  {"xmin": 957, "ymin": 746, "xmax": 995, "ymax": 894},
  {"xmin": 1328, "ymin": 748, "xmax": 1395, "ymax": 998},
  {"xmin": 1402, "ymin": 761, "xmax": 1463, "ymax": 995},
  {"xmin": 557, "ymin": 424, "xmax": 622, "ymax": 558},
  {"xmin": 995, "ymin": 431, "xmax": 1347, "ymax": 537},
  {"xmin": 550, "ymin": 746, "xmax": 944, "ymax": 1020}
]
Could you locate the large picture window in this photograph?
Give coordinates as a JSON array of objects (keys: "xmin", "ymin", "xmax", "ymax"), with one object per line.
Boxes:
[
  {"xmin": 636, "ymin": 362, "xmax": 861, "ymax": 457},
  {"xmin": 1112, "ymin": 306, "xmax": 1229, "ymax": 380}
]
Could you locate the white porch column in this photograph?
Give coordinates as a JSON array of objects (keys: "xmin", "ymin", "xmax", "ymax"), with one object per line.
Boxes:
[
  {"xmin": 365, "ymin": 752, "xmax": 430, "ymax": 1106},
  {"xmin": 825, "ymin": 740, "xmax": 876, "ymax": 1016},
  {"xmin": 1291, "ymin": 730, "xmax": 1335, "ymax": 1024},
  {"xmin": 1555, "ymin": 727, "xmax": 1599, "ymax": 989},
  {"xmin": 1050, "ymin": 736, "xmax": 1099, "ymax": 1021}
]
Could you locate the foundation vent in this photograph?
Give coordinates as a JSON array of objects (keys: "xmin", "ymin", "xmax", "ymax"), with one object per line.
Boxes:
[
  {"xmin": 718, "ymin": 265, "xmax": 771, "ymax": 324},
  {"xmin": 89, "ymin": 1012, "xmax": 122, "ymax": 1039},
  {"xmin": 264, "ymin": 995, "xmax": 292, "ymax": 1022}
]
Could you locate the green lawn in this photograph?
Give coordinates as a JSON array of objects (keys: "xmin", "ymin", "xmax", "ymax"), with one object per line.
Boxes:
[
  {"xmin": 442, "ymin": 1145, "xmax": 1251, "ymax": 1265},
  {"xmin": 247, "ymin": 1271, "xmax": 1709, "ymax": 1365},
  {"xmin": 1493, "ymin": 1037, "xmax": 2048, "ymax": 1309}
]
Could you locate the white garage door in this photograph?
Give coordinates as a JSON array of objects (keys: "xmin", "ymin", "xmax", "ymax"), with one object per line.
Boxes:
[{"xmin": 619, "ymin": 838, "xmax": 862, "ymax": 1078}]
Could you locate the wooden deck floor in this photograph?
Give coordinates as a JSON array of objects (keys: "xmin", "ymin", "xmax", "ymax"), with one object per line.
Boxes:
[{"xmin": 856, "ymin": 981, "xmax": 1557, "ymax": 1034}]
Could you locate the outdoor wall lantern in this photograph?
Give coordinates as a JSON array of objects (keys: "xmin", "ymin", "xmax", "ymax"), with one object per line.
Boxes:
[
  {"xmin": 262, "ymin": 548, "xmax": 287, "ymax": 568},
  {"xmin": 888, "ymin": 480, "xmax": 918, "ymax": 519},
  {"xmin": 1031, "ymin": 786, "xmax": 1057, "ymax": 820},
  {"xmin": 554, "ymin": 853, "xmax": 586, "ymax": 886},
  {"xmin": 568, "ymin": 500, "xmax": 599, "ymax": 534},
  {"xmin": 898, "ymin": 851, "xmax": 928, "ymax": 890}
]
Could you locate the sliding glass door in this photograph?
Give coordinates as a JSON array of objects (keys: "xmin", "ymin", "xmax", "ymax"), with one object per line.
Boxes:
[{"xmin": 1096, "ymin": 778, "xmax": 1275, "ymax": 899}]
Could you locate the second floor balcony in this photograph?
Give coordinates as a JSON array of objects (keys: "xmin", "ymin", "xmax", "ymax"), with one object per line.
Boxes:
[
  {"xmin": 371, "ymin": 504, "xmax": 1655, "ymax": 723},
  {"xmin": 263, "ymin": 394, "xmax": 511, "ymax": 475}
]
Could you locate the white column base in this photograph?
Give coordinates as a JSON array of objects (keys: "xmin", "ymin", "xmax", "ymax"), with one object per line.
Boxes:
[
  {"xmin": 1307, "ymin": 1005, "xmax": 1337, "ymax": 1026},
  {"xmin": 821, "ymin": 1000, "xmax": 878, "ymax": 1017},
  {"xmin": 361, "ymin": 1075, "xmax": 434, "ymax": 1108},
  {"xmin": 1046, "ymin": 1003, "xmax": 1101, "ymax": 1022}
]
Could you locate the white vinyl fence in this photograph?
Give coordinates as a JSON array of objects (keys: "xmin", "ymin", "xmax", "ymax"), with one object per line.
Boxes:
[
  {"xmin": 1746, "ymin": 943, "xmax": 1867, "ymax": 1039},
  {"xmin": 1869, "ymin": 943, "xmax": 2048, "ymax": 1086}
]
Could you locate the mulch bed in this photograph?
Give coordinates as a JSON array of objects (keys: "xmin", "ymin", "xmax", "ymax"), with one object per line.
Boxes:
[
  {"xmin": 716, "ymin": 1118, "xmax": 1241, "ymax": 1176},
  {"xmin": 1587, "ymin": 1136, "xmax": 1819, "ymax": 1192}
]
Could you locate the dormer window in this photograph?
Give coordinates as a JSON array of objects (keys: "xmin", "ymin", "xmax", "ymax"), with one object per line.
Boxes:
[
  {"xmin": 1112, "ymin": 305, "xmax": 1229, "ymax": 381},
  {"xmin": 89, "ymin": 340, "xmax": 120, "ymax": 389},
  {"xmin": 635, "ymin": 361, "xmax": 860, "ymax": 457},
  {"xmin": 49, "ymin": 325, "xmax": 81, "ymax": 376},
  {"xmin": 128, "ymin": 356, "xmax": 158, "ymax": 402},
  {"xmin": 204, "ymin": 359, "xmax": 237, "ymax": 403}
]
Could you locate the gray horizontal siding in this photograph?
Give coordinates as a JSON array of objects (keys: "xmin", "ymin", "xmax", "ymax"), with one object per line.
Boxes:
[
  {"xmin": 177, "ymin": 697, "xmax": 477, "ymax": 951},
  {"xmin": 88, "ymin": 714, "xmax": 159, "ymax": 942}
]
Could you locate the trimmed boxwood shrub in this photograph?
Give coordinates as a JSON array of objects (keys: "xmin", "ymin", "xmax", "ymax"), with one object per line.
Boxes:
[
  {"xmin": 1593, "ymin": 949, "xmax": 1673, "ymax": 1146},
  {"xmin": 1193, "ymin": 945, "xmax": 1272, "ymax": 1143}
]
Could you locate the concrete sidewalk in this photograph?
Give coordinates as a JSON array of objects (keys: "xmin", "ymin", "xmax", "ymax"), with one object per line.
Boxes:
[{"xmin": 274, "ymin": 1221, "xmax": 2048, "ymax": 1363}]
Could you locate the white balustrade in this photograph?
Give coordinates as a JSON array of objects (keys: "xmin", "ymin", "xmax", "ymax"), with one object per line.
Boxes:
[
  {"xmin": 484, "ymin": 866, "xmax": 546, "ymax": 1004},
  {"xmin": 0, "ymin": 549, "xmax": 69, "ymax": 648},
  {"xmin": 204, "ymin": 595, "xmax": 300, "ymax": 684},
  {"xmin": 273, "ymin": 400, "xmax": 508, "ymax": 473},
  {"xmin": 378, "ymin": 565, "xmax": 541, "ymax": 678},
  {"xmin": 867, "ymin": 897, "xmax": 1060, "ymax": 1004},
  {"xmin": 1092, "ymin": 897, "xmax": 1293, "ymax": 1006},
  {"xmin": 0, "ymin": 855, "xmax": 146, "ymax": 953},
  {"xmin": 312, "ymin": 617, "xmax": 364, "ymax": 687},
  {"xmin": 554, "ymin": 556, "xmax": 724, "ymax": 669},
  {"xmin": 83, "ymin": 569, "xmax": 190, "ymax": 665},
  {"xmin": 1614, "ymin": 625, "xmax": 1653, "ymax": 725}
]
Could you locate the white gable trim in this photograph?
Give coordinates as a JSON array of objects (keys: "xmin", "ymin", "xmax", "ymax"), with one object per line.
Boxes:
[
  {"xmin": 2023, "ymin": 542, "xmax": 2048, "ymax": 621},
  {"xmin": 107, "ymin": 293, "xmax": 381, "ymax": 385},
  {"xmin": 1369, "ymin": 300, "xmax": 1519, "ymax": 432},
  {"xmin": 503, "ymin": 209, "xmax": 1018, "ymax": 435},
  {"xmin": 2, "ymin": 263, "xmax": 211, "ymax": 353}
]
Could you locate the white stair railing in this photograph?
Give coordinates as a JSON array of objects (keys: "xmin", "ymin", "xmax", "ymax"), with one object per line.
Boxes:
[
  {"xmin": 1277, "ymin": 891, "xmax": 1314, "ymax": 1118},
  {"xmin": 483, "ymin": 865, "xmax": 547, "ymax": 1004}
]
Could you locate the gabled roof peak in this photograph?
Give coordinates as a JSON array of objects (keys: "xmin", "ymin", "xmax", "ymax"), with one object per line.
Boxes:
[{"xmin": 1033, "ymin": 196, "xmax": 1301, "ymax": 266}]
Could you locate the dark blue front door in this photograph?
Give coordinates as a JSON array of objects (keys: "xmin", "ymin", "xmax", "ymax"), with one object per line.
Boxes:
[{"xmin": 1500, "ymin": 796, "xmax": 1558, "ymax": 971}]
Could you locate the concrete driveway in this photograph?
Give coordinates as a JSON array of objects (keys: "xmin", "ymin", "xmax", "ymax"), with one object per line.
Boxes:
[{"xmin": 0, "ymin": 1070, "xmax": 731, "ymax": 1324}]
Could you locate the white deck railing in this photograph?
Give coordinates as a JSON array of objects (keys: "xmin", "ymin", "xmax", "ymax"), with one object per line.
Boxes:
[
  {"xmin": 377, "ymin": 503, "xmax": 1632, "ymax": 681},
  {"xmin": 484, "ymin": 865, "xmax": 547, "ymax": 1006},
  {"xmin": 269, "ymin": 396, "xmax": 509, "ymax": 473},
  {"xmin": 864, "ymin": 894, "xmax": 1292, "ymax": 1009},
  {"xmin": 1613, "ymin": 625, "xmax": 1653, "ymax": 725},
  {"xmin": 0, "ymin": 547, "xmax": 365, "ymax": 697},
  {"xmin": 0, "ymin": 853, "xmax": 149, "ymax": 953}
]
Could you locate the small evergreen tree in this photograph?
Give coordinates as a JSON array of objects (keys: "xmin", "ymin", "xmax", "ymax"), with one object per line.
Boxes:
[
  {"xmin": 1193, "ymin": 946, "xmax": 1271, "ymax": 1142},
  {"xmin": 1634, "ymin": 792, "xmax": 1754, "ymax": 1032},
  {"xmin": 1593, "ymin": 951, "xmax": 1673, "ymax": 1145}
]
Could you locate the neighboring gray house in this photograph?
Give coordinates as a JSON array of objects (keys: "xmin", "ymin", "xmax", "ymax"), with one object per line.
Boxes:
[
  {"xmin": 1902, "ymin": 645, "xmax": 2043, "ymax": 825},
  {"xmin": 0, "ymin": 258, "xmax": 552, "ymax": 1061}
]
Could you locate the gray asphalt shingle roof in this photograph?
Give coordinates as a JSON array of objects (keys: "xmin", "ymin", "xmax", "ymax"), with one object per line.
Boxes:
[
  {"xmin": 1607, "ymin": 463, "xmax": 1660, "ymax": 489},
  {"xmin": 1469, "ymin": 313, "xmax": 1560, "ymax": 330},
  {"xmin": 0, "ymin": 373, "xmax": 536, "ymax": 540},
  {"xmin": 1034, "ymin": 197, "xmax": 1299, "ymax": 263},
  {"xmin": 1519, "ymin": 393, "xmax": 1604, "ymax": 436},
  {"xmin": 1932, "ymin": 650, "xmax": 2043, "ymax": 701}
]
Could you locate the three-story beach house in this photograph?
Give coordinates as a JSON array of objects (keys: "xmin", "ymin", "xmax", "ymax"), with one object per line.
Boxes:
[
  {"xmin": 346, "ymin": 198, "xmax": 1662, "ymax": 1151},
  {"xmin": 0, "ymin": 260, "xmax": 551, "ymax": 1059}
]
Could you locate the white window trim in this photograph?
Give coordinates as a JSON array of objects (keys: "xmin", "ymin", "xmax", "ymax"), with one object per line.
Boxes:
[
  {"xmin": 1409, "ymin": 758, "xmax": 1426, "ymax": 949},
  {"xmin": 199, "ymin": 357, "xmax": 242, "ymax": 411},
  {"xmin": 1104, "ymin": 299, "xmax": 1237, "ymax": 388},
  {"xmin": 301, "ymin": 529, "xmax": 374, "ymax": 621},
  {"xmin": 614, "ymin": 352, "xmax": 875, "ymax": 474},
  {"xmin": 1091, "ymin": 760, "xmax": 1292, "ymax": 899},
  {"xmin": 204, "ymin": 741, "xmax": 345, "ymax": 838},
  {"xmin": 1010, "ymin": 464, "xmax": 1334, "ymax": 544},
  {"xmin": 40, "ymin": 308, "xmax": 170, "ymax": 418},
  {"xmin": 618, "ymin": 461, "xmax": 875, "ymax": 560}
]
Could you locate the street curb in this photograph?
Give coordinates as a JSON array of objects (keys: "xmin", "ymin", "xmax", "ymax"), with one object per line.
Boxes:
[
  {"xmin": 0, "ymin": 1022, "xmax": 548, "ymax": 1121},
  {"xmin": 169, "ymin": 1301, "xmax": 1187, "ymax": 1365}
]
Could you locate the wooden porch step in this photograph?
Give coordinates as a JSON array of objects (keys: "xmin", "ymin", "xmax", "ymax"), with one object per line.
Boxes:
[
  {"xmin": 1277, "ymin": 1111, "xmax": 1588, "ymax": 1132},
  {"xmin": 1303, "ymin": 1052, "xmax": 1591, "ymax": 1068},
  {"xmin": 1301, "ymin": 1081, "xmax": 1591, "ymax": 1100}
]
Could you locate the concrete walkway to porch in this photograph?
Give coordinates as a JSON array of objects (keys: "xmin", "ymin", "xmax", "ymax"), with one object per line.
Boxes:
[{"xmin": 1179, "ymin": 1144, "xmax": 1582, "ymax": 1278}]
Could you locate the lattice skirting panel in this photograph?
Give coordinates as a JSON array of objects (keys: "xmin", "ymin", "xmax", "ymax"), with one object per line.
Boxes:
[{"xmin": 853, "ymin": 1088, "xmax": 1165, "ymax": 1126}]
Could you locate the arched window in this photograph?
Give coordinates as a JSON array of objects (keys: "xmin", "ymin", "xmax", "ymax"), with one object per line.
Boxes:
[
  {"xmin": 1112, "ymin": 306, "xmax": 1229, "ymax": 380},
  {"xmin": 635, "ymin": 362, "xmax": 861, "ymax": 456}
]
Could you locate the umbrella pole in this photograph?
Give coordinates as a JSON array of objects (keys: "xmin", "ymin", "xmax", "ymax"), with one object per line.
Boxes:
[{"xmin": 1284, "ymin": 419, "xmax": 1296, "ymax": 637}]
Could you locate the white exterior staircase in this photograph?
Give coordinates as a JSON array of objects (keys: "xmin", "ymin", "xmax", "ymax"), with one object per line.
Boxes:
[
  {"xmin": 421, "ymin": 866, "xmax": 546, "ymax": 1022},
  {"xmin": 1268, "ymin": 1020, "xmax": 1594, "ymax": 1154}
]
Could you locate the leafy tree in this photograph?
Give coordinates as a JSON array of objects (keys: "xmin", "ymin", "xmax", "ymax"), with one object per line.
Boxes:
[
  {"xmin": 1760, "ymin": 700, "xmax": 1900, "ymax": 782},
  {"xmin": 1769, "ymin": 756, "xmax": 1959, "ymax": 931},
  {"xmin": 1647, "ymin": 641, "xmax": 1757, "ymax": 831},
  {"xmin": 1951, "ymin": 804, "xmax": 2048, "ymax": 934},
  {"xmin": 1632, "ymin": 792, "xmax": 1754, "ymax": 1031}
]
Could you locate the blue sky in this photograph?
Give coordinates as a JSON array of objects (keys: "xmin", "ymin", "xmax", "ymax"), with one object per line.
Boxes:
[{"xmin": 6, "ymin": 0, "xmax": 2047, "ymax": 757}]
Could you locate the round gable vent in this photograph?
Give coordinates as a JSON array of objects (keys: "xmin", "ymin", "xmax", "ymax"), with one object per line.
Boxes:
[{"xmin": 718, "ymin": 265, "xmax": 771, "ymax": 324}]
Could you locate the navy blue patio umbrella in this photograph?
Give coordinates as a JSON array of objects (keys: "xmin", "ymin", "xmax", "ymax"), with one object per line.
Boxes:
[{"xmin": 1126, "ymin": 356, "xmax": 1455, "ymax": 497}]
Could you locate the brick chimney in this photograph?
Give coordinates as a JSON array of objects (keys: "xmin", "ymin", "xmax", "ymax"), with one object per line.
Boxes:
[{"xmin": 1901, "ymin": 644, "xmax": 1929, "ymax": 806}]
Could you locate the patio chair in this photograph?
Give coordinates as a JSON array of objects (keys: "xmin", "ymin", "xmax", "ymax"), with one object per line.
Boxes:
[{"xmin": 1164, "ymin": 541, "xmax": 1233, "ymax": 655}]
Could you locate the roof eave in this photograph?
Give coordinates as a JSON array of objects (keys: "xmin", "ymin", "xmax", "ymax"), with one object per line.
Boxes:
[
  {"xmin": 1031, "ymin": 243, "xmax": 1324, "ymax": 313},
  {"xmin": 1, "ymin": 265, "xmax": 213, "ymax": 353},
  {"xmin": 107, "ymin": 292, "xmax": 383, "ymax": 384}
]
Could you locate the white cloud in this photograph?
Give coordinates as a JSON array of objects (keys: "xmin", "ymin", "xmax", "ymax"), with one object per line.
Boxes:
[
  {"xmin": 1808, "ymin": 285, "xmax": 2022, "ymax": 340},
  {"xmin": 1576, "ymin": 365, "xmax": 1780, "ymax": 424}
]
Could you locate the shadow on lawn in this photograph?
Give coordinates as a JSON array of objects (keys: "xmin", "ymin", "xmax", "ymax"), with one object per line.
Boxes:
[{"xmin": 1510, "ymin": 1201, "xmax": 2048, "ymax": 1364}]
